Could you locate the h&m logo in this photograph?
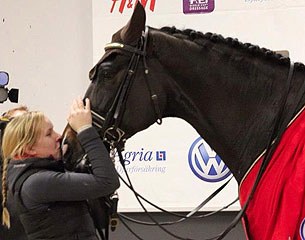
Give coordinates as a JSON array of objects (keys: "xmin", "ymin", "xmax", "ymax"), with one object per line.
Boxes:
[{"xmin": 110, "ymin": 0, "xmax": 156, "ymax": 13}]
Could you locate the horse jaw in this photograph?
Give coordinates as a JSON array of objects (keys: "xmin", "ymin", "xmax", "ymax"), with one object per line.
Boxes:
[{"xmin": 112, "ymin": 2, "xmax": 146, "ymax": 44}]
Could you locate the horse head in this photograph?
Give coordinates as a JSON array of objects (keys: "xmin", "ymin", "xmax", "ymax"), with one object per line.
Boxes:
[
  {"xmin": 63, "ymin": 3, "xmax": 167, "ymax": 168},
  {"xmin": 87, "ymin": 3, "xmax": 168, "ymax": 142}
]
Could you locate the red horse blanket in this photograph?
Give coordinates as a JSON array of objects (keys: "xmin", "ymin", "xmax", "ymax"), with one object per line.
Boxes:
[{"xmin": 240, "ymin": 108, "xmax": 305, "ymax": 240}]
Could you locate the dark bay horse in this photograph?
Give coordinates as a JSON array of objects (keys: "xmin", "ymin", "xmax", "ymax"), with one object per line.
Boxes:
[{"xmin": 64, "ymin": 3, "xmax": 305, "ymax": 240}]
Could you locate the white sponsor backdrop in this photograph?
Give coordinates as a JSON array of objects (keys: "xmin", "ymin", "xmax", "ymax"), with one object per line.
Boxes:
[{"xmin": 92, "ymin": 0, "xmax": 305, "ymax": 212}]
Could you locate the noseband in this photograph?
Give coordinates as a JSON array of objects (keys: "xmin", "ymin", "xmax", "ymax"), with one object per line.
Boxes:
[{"xmin": 91, "ymin": 26, "xmax": 162, "ymax": 150}]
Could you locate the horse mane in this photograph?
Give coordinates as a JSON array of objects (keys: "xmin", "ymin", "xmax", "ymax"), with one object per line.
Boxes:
[{"xmin": 159, "ymin": 26, "xmax": 305, "ymax": 70}]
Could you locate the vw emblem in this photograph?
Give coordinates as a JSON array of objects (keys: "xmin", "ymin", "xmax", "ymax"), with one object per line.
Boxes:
[
  {"xmin": 188, "ymin": 137, "xmax": 231, "ymax": 182},
  {"xmin": 300, "ymin": 218, "xmax": 305, "ymax": 239}
]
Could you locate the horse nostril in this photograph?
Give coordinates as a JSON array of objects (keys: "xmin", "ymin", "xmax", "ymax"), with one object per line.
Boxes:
[
  {"xmin": 61, "ymin": 141, "xmax": 73, "ymax": 164},
  {"xmin": 61, "ymin": 144, "xmax": 68, "ymax": 156},
  {"xmin": 63, "ymin": 143, "xmax": 71, "ymax": 157}
]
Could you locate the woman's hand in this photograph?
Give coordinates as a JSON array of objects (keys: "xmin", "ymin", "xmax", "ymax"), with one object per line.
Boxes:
[{"xmin": 67, "ymin": 97, "xmax": 92, "ymax": 133}]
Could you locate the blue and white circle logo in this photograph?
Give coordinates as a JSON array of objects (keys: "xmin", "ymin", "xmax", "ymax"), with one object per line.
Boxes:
[
  {"xmin": 300, "ymin": 218, "xmax": 305, "ymax": 239},
  {"xmin": 188, "ymin": 137, "xmax": 231, "ymax": 182}
]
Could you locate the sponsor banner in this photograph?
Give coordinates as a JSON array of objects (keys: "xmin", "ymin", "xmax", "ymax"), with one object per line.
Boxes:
[
  {"xmin": 113, "ymin": 119, "xmax": 239, "ymax": 212},
  {"xmin": 93, "ymin": 0, "xmax": 305, "ymax": 212},
  {"xmin": 94, "ymin": 1, "xmax": 305, "ymax": 16}
]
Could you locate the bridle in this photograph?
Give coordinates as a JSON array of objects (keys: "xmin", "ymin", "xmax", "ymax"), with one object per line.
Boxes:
[{"xmin": 91, "ymin": 26, "xmax": 162, "ymax": 151}]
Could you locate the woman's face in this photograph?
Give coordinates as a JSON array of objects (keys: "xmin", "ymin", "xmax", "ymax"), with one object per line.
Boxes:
[{"xmin": 30, "ymin": 116, "xmax": 62, "ymax": 160}]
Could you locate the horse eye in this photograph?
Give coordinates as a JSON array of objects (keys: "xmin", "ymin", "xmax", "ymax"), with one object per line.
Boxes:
[
  {"xmin": 98, "ymin": 68, "xmax": 114, "ymax": 80},
  {"xmin": 103, "ymin": 70, "xmax": 113, "ymax": 78}
]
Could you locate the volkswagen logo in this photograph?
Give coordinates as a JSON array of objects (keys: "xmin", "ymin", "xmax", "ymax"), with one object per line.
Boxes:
[
  {"xmin": 188, "ymin": 137, "xmax": 231, "ymax": 182},
  {"xmin": 300, "ymin": 218, "xmax": 305, "ymax": 240}
]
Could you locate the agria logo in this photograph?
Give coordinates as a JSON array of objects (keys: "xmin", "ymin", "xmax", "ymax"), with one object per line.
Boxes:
[{"xmin": 188, "ymin": 137, "xmax": 231, "ymax": 182}]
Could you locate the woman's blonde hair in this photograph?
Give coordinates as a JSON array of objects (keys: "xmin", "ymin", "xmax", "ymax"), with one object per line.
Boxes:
[
  {"xmin": 1, "ymin": 111, "xmax": 45, "ymax": 228},
  {"xmin": 2, "ymin": 105, "xmax": 29, "ymax": 120}
]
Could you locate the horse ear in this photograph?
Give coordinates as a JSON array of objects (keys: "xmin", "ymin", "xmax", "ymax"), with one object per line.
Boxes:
[{"xmin": 120, "ymin": 3, "xmax": 146, "ymax": 44}]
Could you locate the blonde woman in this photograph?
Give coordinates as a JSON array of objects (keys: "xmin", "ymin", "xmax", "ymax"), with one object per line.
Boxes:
[
  {"xmin": 1, "ymin": 98, "xmax": 120, "ymax": 240},
  {"xmin": 0, "ymin": 105, "xmax": 29, "ymax": 240}
]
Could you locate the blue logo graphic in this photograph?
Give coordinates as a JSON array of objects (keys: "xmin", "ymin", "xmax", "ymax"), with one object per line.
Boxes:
[
  {"xmin": 156, "ymin": 151, "xmax": 166, "ymax": 161},
  {"xmin": 300, "ymin": 218, "xmax": 305, "ymax": 239},
  {"xmin": 188, "ymin": 137, "xmax": 231, "ymax": 182},
  {"xmin": 115, "ymin": 148, "xmax": 167, "ymax": 175}
]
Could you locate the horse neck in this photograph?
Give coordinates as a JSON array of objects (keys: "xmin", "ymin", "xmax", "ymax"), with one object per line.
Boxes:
[{"xmin": 152, "ymin": 31, "xmax": 293, "ymax": 181}]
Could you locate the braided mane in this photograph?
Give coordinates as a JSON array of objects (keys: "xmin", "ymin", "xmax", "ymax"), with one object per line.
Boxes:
[{"xmin": 160, "ymin": 26, "xmax": 305, "ymax": 70}]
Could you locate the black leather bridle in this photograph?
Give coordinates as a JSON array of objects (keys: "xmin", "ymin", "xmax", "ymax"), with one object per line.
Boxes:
[{"xmin": 91, "ymin": 26, "xmax": 162, "ymax": 151}]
